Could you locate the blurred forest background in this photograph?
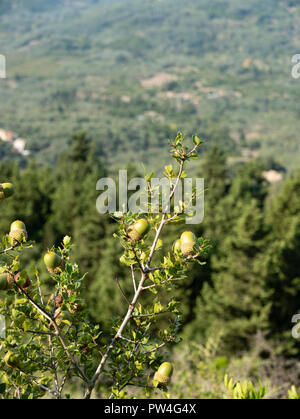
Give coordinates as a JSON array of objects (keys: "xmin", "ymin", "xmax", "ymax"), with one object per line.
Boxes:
[{"xmin": 0, "ymin": 0, "xmax": 300, "ymax": 398}]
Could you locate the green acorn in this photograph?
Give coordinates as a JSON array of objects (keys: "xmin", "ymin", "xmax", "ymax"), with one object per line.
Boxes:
[
  {"xmin": 127, "ymin": 218, "xmax": 150, "ymax": 242},
  {"xmin": 44, "ymin": 251, "xmax": 63, "ymax": 274},
  {"xmin": 9, "ymin": 220, "xmax": 28, "ymax": 244},
  {"xmin": 180, "ymin": 231, "xmax": 197, "ymax": 256},
  {"xmin": 173, "ymin": 239, "xmax": 182, "ymax": 254},
  {"xmin": 0, "ymin": 273, "xmax": 14, "ymax": 291},
  {"xmin": 0, "ymin": 183, "xmax": 15, "ymax": 200},
  {"xmin": 153, "ymin": 362, "xmax": 174, "ymax": 387}
]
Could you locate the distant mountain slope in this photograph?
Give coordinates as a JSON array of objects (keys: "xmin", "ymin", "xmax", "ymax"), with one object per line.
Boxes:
[{"xmin": 0, "ymin": 0, "xmax": 299, "ymax": 171}]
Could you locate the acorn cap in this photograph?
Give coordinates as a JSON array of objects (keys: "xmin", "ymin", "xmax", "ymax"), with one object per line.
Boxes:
[
  {"xmin": 127, "ymin": 226, "xmax": 141, "ymax": 242},
  {"xmin": 9, "ymin": 229, "xmax": 28, "ymax": 244},
  {"xmin": 9, "ymin": 221, "xmax": 28, "ymax": 244},
  {"xmin": 180, "ymin": 242, "xmax": 196, "ymax": 256},
  {"xmin": 153, "ymin": 371, "xmax": 171, "ymax": 385}
]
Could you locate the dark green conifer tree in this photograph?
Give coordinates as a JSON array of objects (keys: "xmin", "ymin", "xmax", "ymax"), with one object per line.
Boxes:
[
  {"xmin": 186, "ymin": 161, "xmax": 269, "ymax": 350},
  {"xmin": 263, "ymin": 171, "xmax": 300, "ymax": 355}
]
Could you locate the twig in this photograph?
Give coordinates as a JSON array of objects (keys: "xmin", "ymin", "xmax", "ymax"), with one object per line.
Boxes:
[
  {"xmin": 13, "ymin": 280, "xmax": 53, "ymax": 323},
  {"xmin": 130, "ymin": 323, "xmax": 151, "ymax": 357},
  {"xmin": 48, "ymin": 334, "xmax": 60, "ymax": 398},
  {"xmin": 131, "ymin": 245, "xmax": 145, "ymax": 273},
  {"xmin": 36, "ymin": 273, "xmax": 44, "ymax": 306},
  {"xmin": 126, "ymin": 382, "xmax": 153, "ymax": 389},
  {"xmin": 114, "ymin": 277, "xmax": 131, "ymax": 305},
  {"xmin": 132, "ymin": 310, "xmax": 168, "ymax": 318},
  {"xmin": 25, "ymin": 329, "xmax": 55, "ymax": 336},
  {"xmin": 58, "ymin": 364, "xmax": 71, "ymax": 395},
  {"xmin": 145, "ymin": 266, "xmax": 164, "ymax": 273},
  {"xmin": 0, "ymin": 243, "xmax": 20, "ymax": 255},
  {"xmin": 18, "ymin": 367, "xmax": 59, "ymax": 398},
  {"xmin": 119, "ymin": 335, "xmax": 144, "ymax": 345},
  {"xmin": 131, "ymin": 265, "xmax": 137, "ymax": 293},
  {"xmin": 142, "ymin": 277, "xmax": 176, "ymax": 290},
  {"xmin": 51, "ymin": 289, "xmax": 60, "ymax": 317},
  {"xmin": 142, "ymin": 335, "xmax": 175, "ymax": 355}
]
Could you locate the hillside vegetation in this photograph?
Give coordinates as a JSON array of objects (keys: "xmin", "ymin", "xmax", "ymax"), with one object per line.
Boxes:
[{"xmin": 0, "ymin": 0, "xmax": 299, "ymax": 170}]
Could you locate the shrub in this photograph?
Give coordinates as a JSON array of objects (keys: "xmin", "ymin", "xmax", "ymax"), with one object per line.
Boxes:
[{"xmin": 0, "ymin": 133, "xmax": 210, "ymax": 399}]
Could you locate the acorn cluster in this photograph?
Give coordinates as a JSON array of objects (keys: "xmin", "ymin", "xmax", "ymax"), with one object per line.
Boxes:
[{"xmin": 126, "ymin": 220, "xmax": 200, "ymax": 259}]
